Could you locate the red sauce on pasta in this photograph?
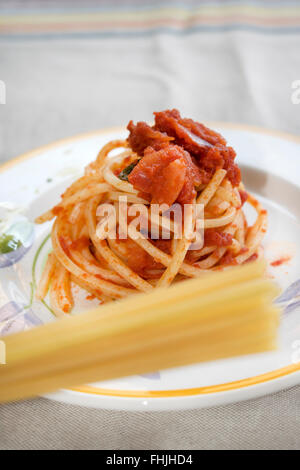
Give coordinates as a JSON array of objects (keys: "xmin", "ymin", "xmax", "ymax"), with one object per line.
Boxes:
[
  {"xmin": 127, "ymin": 109, "xmax": 241, "ymax": 206},
  {"xmin": 35, "ymin": 109, "xmax": 268, "ymax": 316},
  {"xmin": 204, "ymin": 229, "xmax": 234, "ymax": 247}
]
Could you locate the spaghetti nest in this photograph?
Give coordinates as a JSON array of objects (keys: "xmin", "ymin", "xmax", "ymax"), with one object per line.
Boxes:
[{"xmin": 35, "ymin": 110, "xmax": 267, "ymax": 317}]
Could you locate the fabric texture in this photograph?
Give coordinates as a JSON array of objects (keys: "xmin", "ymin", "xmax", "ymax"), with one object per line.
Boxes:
[
  {"xmin": 0, "ymin": 0, "xmax": 300, "ymax": 450},
  {"xmin": 1, "ymin": 389, "xmax": 300, "ymax": 450}
]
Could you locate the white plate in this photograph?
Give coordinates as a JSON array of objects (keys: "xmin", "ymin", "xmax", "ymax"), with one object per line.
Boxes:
[{"xmin": 0, "ymin": 123, "xmax": 300, "ymax": 411}]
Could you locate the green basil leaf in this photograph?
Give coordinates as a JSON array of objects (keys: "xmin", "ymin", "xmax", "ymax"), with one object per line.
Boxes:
[
  {"xmin": 118, "ymin": 160, "xmax": 139, "ymax": 181},
  {"xmin": 0, "ymin": 234, "xmax": 22, "ymax": 254}
]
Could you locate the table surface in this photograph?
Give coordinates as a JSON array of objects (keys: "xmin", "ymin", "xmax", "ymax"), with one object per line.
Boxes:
[{"xmin": 0, "ymin": 0, "xmax": 300, "ymax": 450}]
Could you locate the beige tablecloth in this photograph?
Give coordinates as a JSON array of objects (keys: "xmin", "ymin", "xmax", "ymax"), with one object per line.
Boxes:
[{"xmin": 0, "ymin": 0, "xmax": 300, "ymax": 450}]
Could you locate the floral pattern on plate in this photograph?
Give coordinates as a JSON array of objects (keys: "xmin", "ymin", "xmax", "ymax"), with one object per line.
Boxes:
[
  {"xmin": 140, "ymin": 372, "xmax": 161, "ymax": 380},
  {"xmin": 0, "ymin": 301, "xmax": 42, "ymax": 336},
  {"xmin": 0, "ymin": 216, "xmax": 34, "ymax": 268},
  {"xmin": 276, "ymin": 279, "xmax": 300, "ymax": 315}
]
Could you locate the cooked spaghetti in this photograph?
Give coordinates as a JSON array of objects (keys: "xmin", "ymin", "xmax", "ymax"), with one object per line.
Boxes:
[{"xmin": 35, "ymin": 109, "xmax": 267, "ymax": 316}]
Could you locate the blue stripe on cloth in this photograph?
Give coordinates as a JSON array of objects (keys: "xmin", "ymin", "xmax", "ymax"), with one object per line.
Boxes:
[
  {"xmin": 1, "ymin": 0, "xmax": 300, "ymax": 15},
  {"xmin": 0, "ymin": 23, "xmax": 300, "ymax": 41}
]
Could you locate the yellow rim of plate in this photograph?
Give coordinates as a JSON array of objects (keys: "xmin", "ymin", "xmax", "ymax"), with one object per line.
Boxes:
[{"xmin": 1, "ymin": 122, "xmax": 300, "ymax": 399}]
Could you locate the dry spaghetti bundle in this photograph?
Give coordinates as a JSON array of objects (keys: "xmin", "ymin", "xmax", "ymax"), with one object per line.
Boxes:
[
  {"xmin": 0, "ymin": 261, "xmax": 279, "ymax": 404},
  {"xmin": 35, "ymin": 110, "xmax": 268, "ymax": 316}
]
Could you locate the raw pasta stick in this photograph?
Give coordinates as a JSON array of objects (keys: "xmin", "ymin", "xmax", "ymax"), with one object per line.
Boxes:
[{"xmin": 0, "ymin": 262, "xmax": 279, "ymax": 403}]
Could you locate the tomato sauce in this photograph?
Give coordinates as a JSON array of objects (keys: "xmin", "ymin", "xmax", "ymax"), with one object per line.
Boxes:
[
  {"xmin": 239, "ymin": 189, "xmax": 248, "ymax": 206},
  {"xmin": 127, "ymin": 109, "xmax": 242, "ymax": 206},
  {"xmin": 271, "ymin": 256, "xmax": 291, "ymax": 267},
  {"xmin": 128, "ymin": 145, "xmax": 200, "ymax": 205},
  {"xmin": 127, "ymin": 120, "xmax": 173, "ymax": 154},
  {"xmin": 204, "ymin": 229, "xmax": 233, "ymax": 247}
]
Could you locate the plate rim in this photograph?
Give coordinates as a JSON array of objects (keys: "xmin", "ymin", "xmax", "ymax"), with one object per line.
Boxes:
[
  {"xmin": 2, "ymin": 121, "xmax": 300, "ymax": 176},
  {"xmin": 1, "ymin": 121, "xmax": 300, "ymax": 403}
]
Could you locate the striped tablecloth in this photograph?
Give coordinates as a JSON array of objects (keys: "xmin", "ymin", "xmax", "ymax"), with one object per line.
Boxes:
[
  {"xmin": 1, "ymin": 0, "xmax": 300, "ymax": 38},
  {"xmin": 0, "ymin": 0, "xmax": 300, "ymax": 450}
]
